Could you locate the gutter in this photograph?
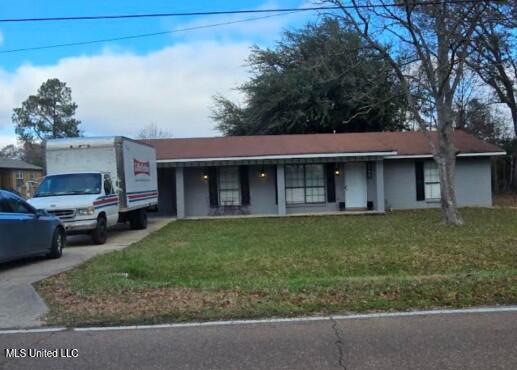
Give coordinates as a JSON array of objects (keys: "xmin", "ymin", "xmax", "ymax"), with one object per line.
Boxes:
[
  {"xmin": 385, "ymin": 151, "xmax": 506, "ymax": 159},
  {"xmin": 156, "ymin": 151, "xmax": 399, "ymax": 164}
]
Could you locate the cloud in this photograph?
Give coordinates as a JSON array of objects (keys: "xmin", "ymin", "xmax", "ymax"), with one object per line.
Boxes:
[
  {"xmin": 0, "ymin": 41, "xmax": 251, "ymax": 139},
  {"xmin": 0, "ymin": 133, "xmax": 16, "ymax": 148},
  {"xmin": 0, "ymin": 1, "xmax": 319, "ymax": 143},
  {"xmin": 165, "ymin": 0, "xmax": 317, "ymax": 43}
]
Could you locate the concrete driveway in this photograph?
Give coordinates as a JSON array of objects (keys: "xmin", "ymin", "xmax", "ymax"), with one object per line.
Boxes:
[{"xmin": 0, "ymin": 217, "xmax": 172, "ymax": 329}]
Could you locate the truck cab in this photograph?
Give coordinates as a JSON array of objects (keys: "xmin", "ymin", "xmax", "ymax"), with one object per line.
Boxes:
[{"xmin": 28, "ymin": 171, "xmax": 144, "ymax": 244}]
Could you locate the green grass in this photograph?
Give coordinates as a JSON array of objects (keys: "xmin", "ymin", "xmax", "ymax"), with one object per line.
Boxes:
[{"xmin": 37, "ymin": 208, "xmax": 517, "ymax": 326}]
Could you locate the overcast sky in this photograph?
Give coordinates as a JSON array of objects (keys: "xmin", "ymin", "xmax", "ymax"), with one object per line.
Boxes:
[{"xmin": 0, "ymin": 0, "xmax": 317, "ymax": 147}]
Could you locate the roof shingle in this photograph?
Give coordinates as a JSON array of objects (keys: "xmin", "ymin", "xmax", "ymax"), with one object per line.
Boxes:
[
  {"xmin": 0, "ymin": 158, "xmax": 42, "ymax": 170},
  {"xmin": 144, "ymin": 130, "xmax": 503, "ymax": 161}
]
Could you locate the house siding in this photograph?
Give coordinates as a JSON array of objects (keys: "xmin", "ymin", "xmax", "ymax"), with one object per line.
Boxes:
[
  {"xmin": 455, "ymin": 157, "xmax": 492, "ymax": 206},
  {"xmin": 159, "ymin": 157, "xmax": 493, "ymax": 218},
  {"xmin": 0, "ymin": 168, "xmax": 43, "ymax": 197},
  {"xmin": 384, "ymin": 157, "xmax": 492, "ymax": 210}
]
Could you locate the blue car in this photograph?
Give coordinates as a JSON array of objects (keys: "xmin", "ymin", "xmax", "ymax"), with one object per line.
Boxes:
[{"xmin": 0, "ymin": 189, "xmax": 65, "ymax": 263}]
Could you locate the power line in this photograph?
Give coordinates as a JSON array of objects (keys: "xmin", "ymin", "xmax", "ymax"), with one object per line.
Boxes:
[
  {"xmin": 1, "ymin": 7, "xmax": 329, "ymax": 23},
  {"xmin": 0, "ymin": 1, "xmax": 500, "ymax": 55},
  {"xmin": 0, "ymin": 13, "xmax": 296, "ymax": 54},
  {"xmin": 0, "ymin": 0, "xmax": 495, "ymax": 23}
]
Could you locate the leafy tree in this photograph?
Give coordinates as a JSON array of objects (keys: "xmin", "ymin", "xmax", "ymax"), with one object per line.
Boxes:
[
  {"xmin": 455, "ymin": 98, "xmax": 508, "ymax": 143},
  {"xmin": 13, "ymin": 78, "xmax": 81, "ymax": 144},
  {"xmin": 212, "ymin": 18, "xmax": 408, "ymax": 135}
]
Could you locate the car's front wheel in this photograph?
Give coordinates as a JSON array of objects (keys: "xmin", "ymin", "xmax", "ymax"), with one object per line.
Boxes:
[{"xmin": 48, "ymin": 228, "xmax": 65, "ymax": 259}]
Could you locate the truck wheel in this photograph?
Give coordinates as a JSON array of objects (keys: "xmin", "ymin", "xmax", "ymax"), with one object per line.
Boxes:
[
  {"xmin": 47, "ymin": 228, "xmax": 65, "ymax": 259},
  {"xmin": 130, "ymin": 209, "xmax": 148, "ymax": 230},
  {"xmin": 91, "ymin": 216, "xmax": 108, "ymax": 245}
]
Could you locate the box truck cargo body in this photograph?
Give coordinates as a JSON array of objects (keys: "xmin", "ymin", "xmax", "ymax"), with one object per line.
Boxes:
[{"xmin": 28, "ymin": 137, "xmax": 158, "ymax": 244}]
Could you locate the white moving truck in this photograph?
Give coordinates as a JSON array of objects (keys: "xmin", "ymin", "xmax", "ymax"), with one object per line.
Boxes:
[{"xmin": 28, "ymin": 137, "xmax": 158, "ymax": 244}]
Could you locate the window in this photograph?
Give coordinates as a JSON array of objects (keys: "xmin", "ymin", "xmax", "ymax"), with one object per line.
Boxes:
[
  {"xmin": 16, "ymin": 171, "xmax": 23, "ymax": 180},
  {"xmin": 3, "ymin": 193, "xmax": 34, "ymax": 214},
  {"xmin": 34, "ymin": 173, "xmax": 101, "ymax": 197},
  {"xmin": 285, "ymin": 164, "xmax": 325, "ymax": 204},
  {"xmin": 218, "ymin": 167, "xmax": 240, "ymax": 206},
  {"xmin": 0, "ymin": 197, "xmax": 10, "ymax": 213},
  {"xmin": 424, "ymin": 161, "xmax": 441, "ymax": 200},
  {"xmin": 104, "ymin": 175, "xmax": 114, "ymax": 195}
]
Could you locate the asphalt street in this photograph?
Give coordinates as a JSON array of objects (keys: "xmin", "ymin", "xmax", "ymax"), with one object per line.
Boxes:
[{"xmin": 0, "ymin": 310, "xmax": 516, "ymax": 370}]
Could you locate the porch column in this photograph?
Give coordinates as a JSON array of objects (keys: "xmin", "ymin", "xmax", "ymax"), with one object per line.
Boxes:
[
  {"xmin": 175, "ymin": 167, "xmax": 185, "ymax": 219},
  {"xmin": 375, "ymin": 160, "xmax": 385, "ymax": 212},
  {"xmin": 276, "ymin": 164, "xmax": 286, "ymax": 216}
]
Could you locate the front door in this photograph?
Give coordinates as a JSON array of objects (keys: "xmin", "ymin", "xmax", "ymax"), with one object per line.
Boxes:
[{"xmin": 345, "ymin": 162, "xmax": 367, "ymax": 209}]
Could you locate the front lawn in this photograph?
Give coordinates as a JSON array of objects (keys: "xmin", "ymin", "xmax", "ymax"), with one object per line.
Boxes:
[{"xmin": 37, "ymin": 208, "xmax": 517, "ymax": 326}]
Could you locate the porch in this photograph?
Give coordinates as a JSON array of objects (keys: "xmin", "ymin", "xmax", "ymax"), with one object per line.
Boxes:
[{"xmin": 156, "ymin": 157, "xmax": 386, "ymax": 219}]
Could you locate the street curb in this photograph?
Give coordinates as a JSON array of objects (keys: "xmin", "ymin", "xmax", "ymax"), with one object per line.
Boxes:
[{"xmin": 2, "ymin": 305, "xmax": 517, "ymax": 335}]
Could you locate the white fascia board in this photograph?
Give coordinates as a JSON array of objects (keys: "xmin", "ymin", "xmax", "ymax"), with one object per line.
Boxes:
[
  {"xmin": 457, "ymin": 151, "xmax": 506, "ymax": 157},
  {"xmin": 156, "ymin": 151, "xmax": 399, "ymax": 163},
  {"xmin": 385, "ymin": 154, "xmax": 433, "ymax": 159},
  {"xmin": 385, "ymin": 151, "xmax": 506, "ymax": 159}
]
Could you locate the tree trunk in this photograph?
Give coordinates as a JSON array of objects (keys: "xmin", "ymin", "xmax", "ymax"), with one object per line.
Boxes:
[
  {"xmin": 435, "ymin": 102, "xmax": 464, "ymax": 225},
  {"xmin": 436, "ymin": 145, "xmax": 464, "ymax": 225}
]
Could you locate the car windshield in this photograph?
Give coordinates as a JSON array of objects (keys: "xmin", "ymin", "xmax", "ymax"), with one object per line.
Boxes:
[{"xmin": 34, "ymin": 173, "xmax": 102, "ymax": 197}]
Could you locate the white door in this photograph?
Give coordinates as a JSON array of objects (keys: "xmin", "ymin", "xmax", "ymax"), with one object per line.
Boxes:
[{"xmin": 345, "ymin": 162, "xmax": 367, "ymax": 209}]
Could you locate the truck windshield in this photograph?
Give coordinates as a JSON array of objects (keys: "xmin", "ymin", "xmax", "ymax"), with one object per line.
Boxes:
[{"xmin": 34, "ymin": 174, "xmax": 102, "ymax": 197}]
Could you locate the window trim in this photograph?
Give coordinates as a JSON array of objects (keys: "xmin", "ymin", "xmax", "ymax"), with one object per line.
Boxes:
[{"xmin": 285, "ymin": 164, "xmax": 326, "ymax": 205}]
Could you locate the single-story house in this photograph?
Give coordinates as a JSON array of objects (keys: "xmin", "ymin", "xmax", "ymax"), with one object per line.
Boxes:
[
  {"xmin": 144, "ymin": 130, "xmax": 504, "ymax": 219},
  {"xmin": 0, "ymin": 158, "xmax": 43, "ymax": 197}
]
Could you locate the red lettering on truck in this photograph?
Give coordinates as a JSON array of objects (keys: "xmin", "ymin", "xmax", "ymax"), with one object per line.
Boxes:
[{"xmin": 133, "ymin": 159, "xmax": 150, "ymax": 176}]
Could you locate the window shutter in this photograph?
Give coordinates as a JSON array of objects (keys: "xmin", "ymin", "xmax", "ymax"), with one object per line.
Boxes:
[
  {"xmin": 240, "ymin": 166, "xmax": 250, "ymax": 206},
  {"xmin": 415, "ymin": 161, "xmax": 425, "ymax": 201},
  {"xmin": 274, "ymin": 165, "xmax": 278, "ymax": 204},
  {"xmin": 326, "ymin": 163, "xmax": 336, "ymax": 203},
  {"xmin": 208, "ymin": 167, "xmax": 218, "ymax": 207}
]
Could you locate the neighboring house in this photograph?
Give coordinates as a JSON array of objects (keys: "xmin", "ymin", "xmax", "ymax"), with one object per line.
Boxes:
[
  {"xmin": 144, "ymin": 130, "xmax": 504, "ymax": 219},
  {"xmin": 0, "ymin": 158, "xmax": 43, "ymax": 197}
]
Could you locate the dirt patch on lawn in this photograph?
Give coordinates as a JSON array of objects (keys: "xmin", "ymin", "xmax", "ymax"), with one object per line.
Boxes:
[
  {"xmin": 36, "ymin": 271, "xmax": 517, "ymax": 327},
  {"xmin": 37, "ymin": 274, "xmax": 269, "ymax": 326}
]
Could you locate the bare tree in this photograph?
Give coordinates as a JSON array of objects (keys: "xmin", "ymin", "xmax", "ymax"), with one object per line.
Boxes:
[
  {"xmin": 328, "ymin": 0, "xmax": 489, "ymax": 225},
  {"xmin": 137, "ymin": 123, "xmax": 173, "ymax": 139},
  {"xmin": 0, "ymin": 144, "xmax": 22, "ymax": 159},
  {"xmin": 467, "ymin": 1, "xmax": 516, "ymax": 133}
]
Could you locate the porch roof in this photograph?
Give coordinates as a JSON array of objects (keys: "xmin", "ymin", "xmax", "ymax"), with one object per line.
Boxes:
[{"xmin": 144, "ymin": 130, "xmax": 504, "ymax": 165}]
